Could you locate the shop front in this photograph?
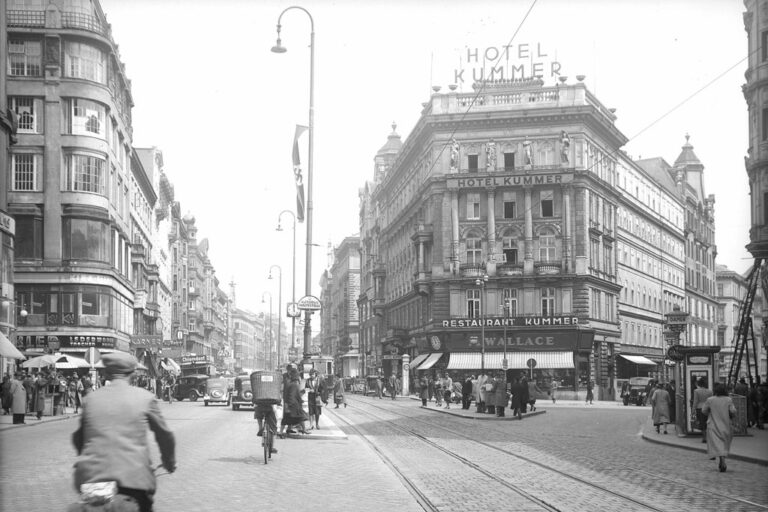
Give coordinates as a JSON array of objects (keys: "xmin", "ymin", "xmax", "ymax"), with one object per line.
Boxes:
[{"xmin": 418, "ymin": 316, "xmax": 595, "ymax": 399}]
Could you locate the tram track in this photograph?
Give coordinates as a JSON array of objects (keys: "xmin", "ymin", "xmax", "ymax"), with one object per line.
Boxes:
[
  {"xmin": 330, "ymin": 399, "xmax": 667, "ymax": 512},
  {"xmin": 332, "ymin": 396, "xmax": 768, "ymax": 512}
]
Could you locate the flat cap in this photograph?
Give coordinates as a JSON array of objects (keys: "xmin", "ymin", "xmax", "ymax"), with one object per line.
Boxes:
[{"xmin": 102, "ymin": 352, "xmax": 138, "ymax": 375}]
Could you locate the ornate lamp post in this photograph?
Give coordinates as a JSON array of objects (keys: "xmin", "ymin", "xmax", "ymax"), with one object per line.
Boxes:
[
  {"xmin": 271, "ymin": 6, "xmax": 315, "ymax": 363},
  {"xmin": 262, "ymin": 291, "xmax": 273, "ymax": 370},
  {"xmin": 268, "ymin": 265, "xmax": 283, "ymax": 368},
  {"xmin": 277, "ymin": 210, "xmax": 297, "ymax": 359},
  {"xmin": 664, "ymin": 304, "xmax": 689, "ymax": 435},
  {"xmin": 476, "ymin": 274, "xmax": 489, "ymax": 373}
]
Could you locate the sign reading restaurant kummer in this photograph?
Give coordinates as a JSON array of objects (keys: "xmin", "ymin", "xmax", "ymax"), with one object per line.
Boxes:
[{"xmin": 297, "ymin": 295, "xmax": 322, "ymax": 312}]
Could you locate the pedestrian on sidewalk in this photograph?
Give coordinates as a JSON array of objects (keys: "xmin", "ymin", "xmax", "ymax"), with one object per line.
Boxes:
[
  {"xmin": 419, "ymin": 375, "xmax": 429, "ymax": 407},
  {"xmin": 1, "ymin": 375, "xmax": 11, "ymax": 415},
  {"xmin": 33, "ymin": 370, "xmax": 50, "ymax": 420},
  {"xmin": 493, "ymin": 374, "xmax": 507, "ymax": 417},
  {"xmin": 476, "ymin": 373, "xmax": 488, "ymax": 413},
  {"xmin": 527, "ymin": 378, "xmax": 543, "ymax": 412},
  {"xmin": 374, "ymin": 375, "xmax": 383, "ymax": 399},
  {"xmin": 462, "ymin": 375, "xmax": 473, "ymax": 410},
  {"xmin": 519, "ymin": 373, "xmax": 530, "ymax": 413},
  {"xmin": 550, "ymin": 378, "xmax": 558, "ymax": 404},
  {"xmin": 333, "ymin": 374, "xmax": 347, "ymax": 409},
  {"xmin": 305, "ymin": 369, "xmax": 327, "ymax": 430},
  {"xmin": 510, "ymin": 377, "xmax": 524, "ymax": 419},
  {"xmin": 650, "ymin": 382, "xmax": 671, "ymax": 434},
  {"xmin": 10, "ymin": 373, "xmax": 27, "ymax": 424},
  {"xmin": 702, "ymin": 382, "xmax": 737, "ymax": 473},
  {"xmin": 283, "ymin": 368, "xmax": 310, "ymax": 434},
  {"xmin": 428, "ymin": 375, "xmax": 435, "ymax": 403},
  {"xmin": 665, "ymin": 380, "xmax": 677, "ymax": 425},
  {"xmin": 442, "ymin": 373, "xmax": 453, "ymax": 409},
  {"xmin": 586, "ymin": 380, "xmax": 594, "ymax": 405},
  {"xmin": 693, "ymin": 377, "xmax": 713, "ymax": 443}
]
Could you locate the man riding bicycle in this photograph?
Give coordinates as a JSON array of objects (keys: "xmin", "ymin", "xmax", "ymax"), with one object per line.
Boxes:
[{"xmin": 254, "ymin": 402, "xmax": 278, "ymax": 454}]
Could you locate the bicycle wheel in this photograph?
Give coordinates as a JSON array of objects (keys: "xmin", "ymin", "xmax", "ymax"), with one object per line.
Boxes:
[{"xmin": 263, "ymin": 427, "xmax": 272, "ymax": 464}]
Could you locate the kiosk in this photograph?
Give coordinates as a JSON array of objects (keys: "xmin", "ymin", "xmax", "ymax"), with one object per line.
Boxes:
[{"xmin": 672, "ymin": 346, "xmax": 720, "ymax": 436}]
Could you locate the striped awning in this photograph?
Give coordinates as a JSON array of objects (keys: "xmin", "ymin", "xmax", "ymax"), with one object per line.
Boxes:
[
  {"xmin": 447, "ymin": 351, "xmax": 574, "ymax": 370},
  {"xmin": 409, "ymin": 354, "xmax": 429, "ymax": 369},
  {"xmin": 415, "ymin": 352, "xmax": 444, "ymax": 371},
  {"xmin": 618, "ymin": 354, "xmax": 658, "ymax": 366}
]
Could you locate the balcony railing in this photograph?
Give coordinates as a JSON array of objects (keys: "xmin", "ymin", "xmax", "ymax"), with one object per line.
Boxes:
[
  {"xmin": 7, "ymin": 10, "xmax": 45, "ymax": 27},
  {"xmin": 61, "ymin": 12, "xmax": 110, "ymax": 36},
  {"xmin": 460, "ymin": 262, "xmax": 486, "ymax": 277},
  {"xmin": 534, "ymin": 260, "xmax": 562, "ymax": 275},
  {"xmin": 497, "ymin": 262, "xmax": 523, "ymax": 276}
]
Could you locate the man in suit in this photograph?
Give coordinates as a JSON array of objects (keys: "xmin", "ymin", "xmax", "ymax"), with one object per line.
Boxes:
[{"xmin": 72, "ymin": 352, "xmax": 175, "ymax": 512}]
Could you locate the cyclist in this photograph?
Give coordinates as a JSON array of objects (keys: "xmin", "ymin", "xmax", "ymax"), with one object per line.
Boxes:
[{"xmin": 254, "ymin": 401, "xmax": 278, "ymax": 454}]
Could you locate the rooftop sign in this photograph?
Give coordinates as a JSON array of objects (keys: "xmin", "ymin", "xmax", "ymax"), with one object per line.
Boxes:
[{"xmin": 453, "ymin": 43, "xmax": 562, "ymax": 85}]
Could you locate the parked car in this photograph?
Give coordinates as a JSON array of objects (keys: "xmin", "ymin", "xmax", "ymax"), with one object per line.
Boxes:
[
  {"xmin": 204, "ymin": 377, "xmax": 231, "ymax": 406},
  {"xmin": 623, "ymin": 377, "xmax": 652, "ymax": 406},
  {"xmin": 175, "ymin": 374, "xmax": 208, "ymax": 402},
  {"xmin": 231, "ymin": 374, "xmax": 254, "ymax": 410}
]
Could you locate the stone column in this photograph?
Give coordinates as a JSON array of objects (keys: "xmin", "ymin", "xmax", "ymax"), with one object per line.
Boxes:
[
  {"xmin": 451, "ymin": 191, "xmax": 460, "ymax": 264},
  {"xmin": 487, "ymin": 188, "xmax": 496, "ymax": 256},
  {"xmin": 563, "ymin": 185, "xmax": 572, "ymax": 272},
  {"xmin": 524, "ymin": 187, "xmax": 533, "ymax": 272}
]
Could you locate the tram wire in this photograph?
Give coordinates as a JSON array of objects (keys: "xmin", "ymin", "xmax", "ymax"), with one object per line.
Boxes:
[{"xmin": 339, "ymin": 396, "xmax": 768, "ymax": 512}]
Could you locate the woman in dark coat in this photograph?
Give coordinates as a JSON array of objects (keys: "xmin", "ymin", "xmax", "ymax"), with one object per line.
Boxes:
[
  {"xmin": 509, "ymin": 377, "xmax": 523, "ymax": 419},
  {"xmin": 1, "ymin": 376, "xmax": 12, "ymax": 415},
  {"xmin": 33, "ymin": 371, "xmax": 50, "ymax": 419},
  {"xmin": 494, "ymin": 375, "xmax": 507, "ymax": 417},
  {"xmin": 281, "ymin": 369, "xmax": 308, "ymax": 435},
  {"xmin": 419, "ymin": 376, "xmax": 429, "ymax": 406}
]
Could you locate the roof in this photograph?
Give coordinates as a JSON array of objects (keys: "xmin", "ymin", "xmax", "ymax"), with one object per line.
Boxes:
[
  {"xmin": 634, "ymin": 157, "xmax": 677, "ymax": 196},
  {"xmin": 377, "ymin": 122, "xmax": 402, "ymax": 156}
]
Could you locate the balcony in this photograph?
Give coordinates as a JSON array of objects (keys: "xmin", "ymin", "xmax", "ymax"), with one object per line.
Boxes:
[
  {"xmin": 460, "ymin": 262, "xmax": 486, "ymax": 277},
  {"xmin": 534, "ymin": 260, "xmax": 562, "ymax": 275},
  {"xmin": 188, "ymin": 285, "xmax": 199, "ymax": 297},
  {"xmin": 497, "ymin": 262, "xmax": 523, "ymax": 276}
]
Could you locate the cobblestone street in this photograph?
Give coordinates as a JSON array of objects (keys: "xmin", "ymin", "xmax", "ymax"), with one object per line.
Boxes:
[{"xmin": 2, "ymin": 396, "xmax": 767, "ymax": 511}]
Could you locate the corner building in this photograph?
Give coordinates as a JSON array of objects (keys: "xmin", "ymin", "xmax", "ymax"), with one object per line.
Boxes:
[
  {"xmin": 8, "ymin": 1, "xmax": 137, "ymax": 357},
  {"xmin": 362, "ymin": 78, "xmax": 640, "ymax": 399}
]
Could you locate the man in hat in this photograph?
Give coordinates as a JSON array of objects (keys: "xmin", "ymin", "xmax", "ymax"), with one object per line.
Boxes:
[{"xmin": 72, "ymin": 352, "xmax": 175, "ymax": 511}]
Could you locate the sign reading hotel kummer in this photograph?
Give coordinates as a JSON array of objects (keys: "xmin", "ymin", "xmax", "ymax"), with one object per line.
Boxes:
[
  {"xmin": 447, "ymin": 173, "xmax": 573, "ymax": 190},
  {"xmin": 452, "ymin": 43, "xmax": 562, "ymax": 85},
  {"xmin": 442, "ymin": 315, "xmax": 580, "ymax": 328}
]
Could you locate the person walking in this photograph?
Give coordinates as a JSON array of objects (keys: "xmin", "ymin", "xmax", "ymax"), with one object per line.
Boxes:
[
  {"xmin": 433, "ymin": 376, "xmax": 443, "ymax": 407},
  {"xmin": 476, "ymin": 373, "xmax": 488, "ymax": 413},
  {"xmin": 527, "ymin": 378, "xmax": 543, "ymax": 412},
  {"xmin": 419, "ymin": 375, "xmax": 429, "ymax": 407},
  {"xmin": 387, "ymin": 374, "xmax": 398, "ymax": 400},
  {"xmin": 550, "ymin": 378, "xmax": 558, "ymax": 404},
  {"xmin": 10, "ymin": 373, "xmax": 27, "ymax": 424},
  {"xmin": 692, "ymin": 377, "xmax": 713, "ymax": 443},
  {"xmin": 665, "ymin": 380, "xmax": 677, "ymax": 426},
  {"xmin": 442, "ymin": 373, "xmax": 453, "ymax": 409},
  {"xmin": 1, "ymin": 375, "xmax": 11, "ymax": 415},
  {"xmin": 33, "ymin": 370, "xmax": 50, "ymax": 420},
  {"xmin": 494, "ymin": 374, "xmax": 507, "ymax": 417},
  {"xmin": 586, "ymin": 380, "xmax": 594, "ymax": 405},
  {"xmin": 462, "ymin": 375, "xmax": 473, "ymax": 410},
  {"xmin": 71, "ymin": 352, "xmax": 176, "ymax": 511},
  {"xmin": 510, "ymin": 377, "xmax": 524, "ymax": 419},
  {"xmin": 702, "ymin": 383, "xmax": 737, "ymax": 472},
  {"xmin": 374, "ymin": 375, "xmax": 383, "ymax": 399},
  {"xmin": 333, "ymin": 374, "xmax": 347, "ymax": 409},
  {"xmin": 519, "ymin": 375, "xmax": 531, "ymax": 413},
  {"xmin": 282, "ymin": 368, "xmax": 309, "ymax": 434},
  {"xmin": 22, "ymin": 373, "xmax": 34, "ymax": 412},
  {"xmin": 427, "ymin": 375, "xmax": 435, "ymax": 404},
  {"xmin": 650, "ymin": 382, "xmax": 672, "ymax": 434},
  {"xmin": 305, "ymin": 369, "xmax": 327, "ymax": 430}
]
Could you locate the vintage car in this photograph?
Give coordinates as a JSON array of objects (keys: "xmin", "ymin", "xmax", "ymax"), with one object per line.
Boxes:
[
  {"xmin": 175, "ymin": 374, "xmax": 208, "ymax": 402},
  {"xmin": 622, "ymin": 376, "xmax": 652, "ymax": 406},
  {"xmin": 204, "ymin": 377, "xmax": 231, "ymax": 406},
  {"xmin": 231, "ymin": 374, "xmax": 254, "ymax": 410}
]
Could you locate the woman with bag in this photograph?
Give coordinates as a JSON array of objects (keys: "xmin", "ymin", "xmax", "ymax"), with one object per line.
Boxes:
[
  {"xmin": 702, "ymin": 382, "xmax": 737, "ymax": 472},
  {"xmin": 305, "ymin": 369, "xmax": 327, "ymax": 430},
  {"xmin": 332, "ymin": 374, "xmax": 346, "ymax": 409}
]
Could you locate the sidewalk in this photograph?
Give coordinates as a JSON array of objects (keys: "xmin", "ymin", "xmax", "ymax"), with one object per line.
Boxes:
[{"xmin": 0, "ymin": 410, "xmax": 79, "ymax": 430}]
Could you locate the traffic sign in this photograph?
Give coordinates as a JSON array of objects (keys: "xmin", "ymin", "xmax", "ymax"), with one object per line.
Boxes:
[
  {"xmin": 667, "ymin": 344, "xmax": 684, "ymax": 362},
  {"xmin": 526, "ymin": 358, "xmax": 537, "ymax": 369},
  {"xmin": 297, "ymin": 295, "xmax": 321, "ymax": 311}
]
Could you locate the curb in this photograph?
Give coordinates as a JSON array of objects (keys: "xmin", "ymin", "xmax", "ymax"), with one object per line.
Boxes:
[
  {"xmin": 640, "ymin": 431, "xmax": 768, "ymax": 467},
  {"xmin": 0, "ymin": 413, "xmax": 77, "ymax": 431}
]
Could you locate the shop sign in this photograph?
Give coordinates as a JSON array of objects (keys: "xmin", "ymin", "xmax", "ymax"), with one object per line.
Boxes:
[
  {"xmin": 440, "ymin": 329, "xmax": 589, "ymax": 352},
  {"xmin": 452, "ymin": 43, "xmax": 561, "ymax": 84},
  {"xmin": 297, "ymin": 295, "xmax": 322, "ymax": 311},
  {"xmin": 16, "ymin": 335, "xmax": 118, "ymax": 349},
  {"xmin": 181, "ymin": 355, "xmax": 210, "ymax": 364},
  {"xmin": 0, "ymin": 211, "xmax": 15, "ymax": 236},
  {"xmin": 441, "ymin": 315, "xmax": 580, "ymax": 328},
  {"xmin": 131, "ymin": 335, "xmax": 162, "ymax": 347},
  {"xmin": 447, "ymin": 173, "xmax": 573, "ymax": 190}
]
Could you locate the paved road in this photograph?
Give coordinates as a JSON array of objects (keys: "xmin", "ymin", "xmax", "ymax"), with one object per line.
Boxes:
[{"xmin": 1, "ymin": 396, "xmax": 766, "ymax": 511}]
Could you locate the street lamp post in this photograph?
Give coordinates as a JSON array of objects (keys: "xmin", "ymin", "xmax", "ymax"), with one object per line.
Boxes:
[
  {"xmin": 500, "ymin": 299, "xmax": 509, "ymax": 376},
  {"xmin": 272, "ymin": 6, "xmax": 315, "ymax": 364},
  {"xmin": 277, "ymin": 210, "xmax": 297, "ymax": 359},
  {"xmin": 262, "ymin": 292, "xmax": 273, "ymax": 370},
  {"xmin": 269, "ymin": 265, "xmax": 283, "ymax": 368},
  {"xmin": 476, "ymin": 274, "xmax": 489, "ymax": 373}
]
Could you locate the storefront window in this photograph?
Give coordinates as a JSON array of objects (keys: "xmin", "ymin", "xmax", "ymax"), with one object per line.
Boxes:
[
  {"xmin": 63, "ymin": 218, "xmax": 110, "ymax": 262},
  {"xmin": 80, "ymin": 291, "xmax": 110, "ymax": 327}
]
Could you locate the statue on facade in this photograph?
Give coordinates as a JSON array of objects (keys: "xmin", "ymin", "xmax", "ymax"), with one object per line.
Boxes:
[
  {"xmin": 560, "ymin": 131, "xmax": 570, "ymax": 164},
  {"xmin": 449, "ymin": 138, "xmax": 460, "ymax": 172},
  {"xmin": 523, "ymin": 138, "xmax": 533, "ymax": 166},
  {"xmin": 485, "ymin": 139, "xmax": 497, "ymax": 171}
]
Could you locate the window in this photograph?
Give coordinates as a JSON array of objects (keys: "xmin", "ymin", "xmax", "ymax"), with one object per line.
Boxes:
[
  {"xmin": 536, "ymin": 142, "xmax": 554, "ymax": 166},
  {"xmin": 467, "ymin": 193, "xmax": 481, "ymax": 219},
  {"xmin": 468, "ymin": 154, "xmax": 478, "ymax": 172},
  {"xmin": 540, "ymin": 190, "xmax": 554, "ymax": 217},
  {"xmin": 189, "ymin": 320, "xmax": 196, "ymax": 332},
  {"xmin": 467, "ymin": 289, "xmax": 480, "ymax": 318},
  {"xmin": 763, "ymin": 108, "xmax": 768, "ymax": 142},
  {"xmin": 763, "ymin": 31, "xmax": 768, "ymax": 61},
  {"xmin": 11, "ymin": 153, "xmax": 40, "ymax": 191},
  {"xmin": 8, "ymin": 40, "xmax": 41, "ymax": 76},
  {"xmin": 503, "ymin": 191, "xmax": 516, "ymax": 219},
  {"xmin": 541, "ymin": 288, "xmax": 555, "ymax": 316},
  {"xmin": 502, "ymin": 237, "xmax": 518, "ymax": 264},
  {"xmin": 63, "ymin": 218, "xmax": 110, "ymax": 262},
  {"xmin": 504, "ymin": 152, "xmax": 515, "ymax": 170},
  {"xmin": 539, "ymin": 229, "xmax": 556, "ymax": 261},
  {"xmin": 80, "ymin": 291, "xmax": 110, "ymax": 327},
  {"xmin": 466, "ymin": 237, "xmax": 482, "ymax": 263},
  {"xmin": 11, "ymin": 97, "xmax": 41, "ymax": 133},
  {"xmin": 502, "ymin": 288, "xmax": 518, "ymax": 316},
  {"xmin": 67, "ymin": 99, "xmax": 106, "ymax": 138},
  {"xmin": 15, "ymin": 216, "xmax": 43, "ymax": 259},
  {"xmin": 64, "ymin": 41, "xmax": 105, "ymax": 83},
  {"xmin": 66, "ymin": 154, "xmax": 106, "ymax": 194}
]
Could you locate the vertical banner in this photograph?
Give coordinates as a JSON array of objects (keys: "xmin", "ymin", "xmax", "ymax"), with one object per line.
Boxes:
[{"xmin": 293, "ymin": 125, "xmax": 309, "ymax": 222}]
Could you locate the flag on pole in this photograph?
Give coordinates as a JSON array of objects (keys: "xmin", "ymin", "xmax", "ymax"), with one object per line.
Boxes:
[{"xmin": 293, "ymin": 125, "xmax": 308, "ymax": 222}]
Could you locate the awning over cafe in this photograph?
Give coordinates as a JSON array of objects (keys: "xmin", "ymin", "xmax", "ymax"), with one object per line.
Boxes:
[
  {"xmin": 414, "ymin": 352, "xmax": 444, "ymax": 371},
  {"xmin": 618, "ymin": 354, "xmax": 658, "ymax": 366},
  {"xmin": 409, "ymin": 353, "xmax": 429, "ymax": 369},
  {"xmin": 0, "ymin": 332, "xmax": 25, "ymax": 360},
  {"xmin": 446, "ymin": 351, "xmax": 574, "ymax": 370}
]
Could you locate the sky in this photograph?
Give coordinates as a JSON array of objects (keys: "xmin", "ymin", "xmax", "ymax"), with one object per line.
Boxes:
[{"xmin": 99, "ymin": 0, "xmax": 750, "ymax": 330}]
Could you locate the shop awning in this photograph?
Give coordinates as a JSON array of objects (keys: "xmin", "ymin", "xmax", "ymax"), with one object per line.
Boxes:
[
  {"xmin": 447, "ymin": 351, "xmax": 574, "ymax": 370},
  {"xmin": 409, "ymin": 354, "xmax": 429, "ymax": 369},
  {"xmin": 415, "ymin": 353, "xmax": 444, "ymax": 371},
  {"xmin": 618, "ymin": 354, "xmax": 658, "ymax": 366},
  {"xmin": 0, "ymin": 332, "xmax": 25, "ymax": 360}
]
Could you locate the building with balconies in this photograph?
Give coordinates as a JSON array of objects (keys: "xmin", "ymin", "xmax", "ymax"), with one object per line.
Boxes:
[{"xmin": 8, "ymin": 0, "xmax": 137, "ymax": 358}]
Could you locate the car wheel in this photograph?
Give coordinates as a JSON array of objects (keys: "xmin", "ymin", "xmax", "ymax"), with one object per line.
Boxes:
[{"xmin": 189, "ymin": 391, "xmax": 199, "ymax": 402}]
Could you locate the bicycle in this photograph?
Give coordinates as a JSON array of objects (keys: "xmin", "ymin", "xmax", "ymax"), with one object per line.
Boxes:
[{"xmin": 262, "ymin": 423, "xmax": 274, "ymax": 464}]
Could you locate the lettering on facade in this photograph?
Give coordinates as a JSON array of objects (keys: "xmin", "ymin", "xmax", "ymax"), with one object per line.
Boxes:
[
  {"xmin": 441, "ymin": 316, "xmax": 580, "ymax": 328},
  {"xmin": 453, "ymin": 43, "xmax": 562, "ymax": 84},
  {"xmin": 447, "ymin": 173, "xmax": 572, "ymax": 189},
  {"xmin": 0, "ymin": 212, "xmax": 15, "ymax": 236}
]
